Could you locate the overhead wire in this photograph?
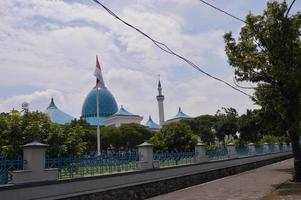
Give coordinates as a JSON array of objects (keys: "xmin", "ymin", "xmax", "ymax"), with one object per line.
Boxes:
[{"xmin": 91, "ymin": 0, "xmax": 253, "ymax": 98}]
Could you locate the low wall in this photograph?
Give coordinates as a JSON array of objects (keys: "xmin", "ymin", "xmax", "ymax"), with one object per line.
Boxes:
[{"xmin": 0, "ymin": 152, "xmax": 292, "ymax": 200}]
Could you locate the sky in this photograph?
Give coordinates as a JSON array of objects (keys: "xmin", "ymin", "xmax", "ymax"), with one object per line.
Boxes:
[{"xmin": 0, "ymin": 0, "xmax": 300, "ymax": 123}]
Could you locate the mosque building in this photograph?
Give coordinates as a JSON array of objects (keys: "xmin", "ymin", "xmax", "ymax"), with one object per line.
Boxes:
[{"xmin": 45, "ymin": 57, "xmax": 192, "ymax": 129}]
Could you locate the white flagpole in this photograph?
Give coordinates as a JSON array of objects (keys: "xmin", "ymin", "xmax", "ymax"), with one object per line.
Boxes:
[{"xmin": 96, "ymin": 84, "xmax": 101, "ymax": 156}]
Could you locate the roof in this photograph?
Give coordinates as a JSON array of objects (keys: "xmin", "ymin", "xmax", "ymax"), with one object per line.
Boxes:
[
  {"xmin": 81, "ymin": 116, "xmax": 107, "ymax": 126},
  {"xmin": 113, "ymin": 106, "xmax": 139, "ymax": 117},
  {"xmin": 46, "ymin": 98, "xmax": 75, "ymax": 125},
  {"xmin": 145, "ymin": 116, "xmax": 160, "ymax": 129},
  {"xmin": 167, "ymin": 107, "xmax": 191, "ymax": 122}
]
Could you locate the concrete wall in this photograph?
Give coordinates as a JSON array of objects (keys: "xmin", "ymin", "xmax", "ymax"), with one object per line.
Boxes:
[{"xmin": 0, "ymin": 152, "xmax": 292, "ymax": 200}]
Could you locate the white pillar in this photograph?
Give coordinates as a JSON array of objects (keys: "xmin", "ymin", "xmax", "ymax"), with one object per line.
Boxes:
[
  {"xmin": 195, "ymin": 142, "xmax": 207, "ymax": 163},
  {"xmin": 248, "ymin": 143, "xmax": 256, "ymax": 155},
  {"xmin": 10, "ymin": 141, "xmax": 58, "ymax": 184},
  {"xmin": 263, "ymin": 143, "xmax": 270, "ymax": 154},
  {"xmin": 227, "ymin": 143, "xmax": 238, "ymax": 159},
  {"xmin": 136, "ymin": 142, "xmax": 158, "ymax": 170}
]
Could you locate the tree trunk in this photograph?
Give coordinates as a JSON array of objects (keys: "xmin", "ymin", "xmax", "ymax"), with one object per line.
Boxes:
[
  {"xmin": 286, "ymin": 98, "xmax": 301, "ymax": 182},
  {"xmin": 290, "ymin": 130, "xmax": 301, "ymax": 181}
]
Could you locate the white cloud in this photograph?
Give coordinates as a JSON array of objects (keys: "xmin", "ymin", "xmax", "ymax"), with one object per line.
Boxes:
[{"xmin": 0, "ymin": 0, "xmax": 261, "ymax": 124}]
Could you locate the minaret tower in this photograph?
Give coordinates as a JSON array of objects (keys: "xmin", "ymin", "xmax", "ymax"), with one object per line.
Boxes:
[{"xmin": 156, "ymin": 79, "xmax": 165, "ymax": 126}]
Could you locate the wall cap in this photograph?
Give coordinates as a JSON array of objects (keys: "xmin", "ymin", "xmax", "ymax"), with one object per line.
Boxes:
[
  {"xmin": 23, "ymin": 141, "xmax": 49, "ymax": 148},
  {"xmin": 137, "ymin": 142, "xmax": 153, "ymax": 147}
]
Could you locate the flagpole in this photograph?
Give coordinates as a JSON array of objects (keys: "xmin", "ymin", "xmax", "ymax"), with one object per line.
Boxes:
[{"xmin": 96, "ymin": 84, "xmax": 101, "ymax": 156}]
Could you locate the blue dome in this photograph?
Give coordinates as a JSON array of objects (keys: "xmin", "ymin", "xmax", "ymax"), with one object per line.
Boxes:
[{"xmin": 81, "ymin": 87, "xmax": 118, "ymax": 125}]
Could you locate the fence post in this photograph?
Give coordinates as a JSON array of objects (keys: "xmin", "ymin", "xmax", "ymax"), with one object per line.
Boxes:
[
  {"xmin": 248, "ymin": 143, "xmax": 256, "ymax": 155},
  {"xmin": 227, "ymin": 143, "xmax": 238, "ymax": 159},
  {"xmin": 195, "ymin": 142, "xmax": 207, "ymax": 163},
  {"xmin": 136, "ymin": 142, "xmax": 159, "ymax": 170},
  {"xmin": 10, "ymin": 141, "xmax": 58, "ymax": 184},
  {"xmin": 263, "ymin": 143, "xmax": 270, "ymax": 154}
]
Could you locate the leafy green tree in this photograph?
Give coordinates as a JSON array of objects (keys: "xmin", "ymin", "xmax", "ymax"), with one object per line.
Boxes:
[
  {"xmin": 184, "ymin": 115, "xmax": 216, "ymax": 144},
  {"xmin": 238, "ymin": 109, "xmax": 260, "ymax": 142},
  {"xmin": 100, "ymin": 126, "xmax": 122, "ymax": 152},
  {"xmin": 214, "ymin": 107, "xmax": 239, "ymax": 141},
  {"xmin": 47, "ymin": 124, "xmax": 66, "ymax": 156},
  {"xmin": 224, "ymin": 1, "xmax": 301, "ymax": 180},
  {"xmin": 119, "ymin": 123, "xmax": 153, "ymax": 151},
  {"xmin": 254, "ymin": 85, "xmax": 287, "ymax": 137},
  {"xmin": 70, "ymin": 119, "xmax": 96, "ymax": 153},
  {"xmin": 62, "ymin": 123, "xmax": 87, "ymax": 156},
  {"xmin": 21, "ymin": 111, "xmax": 52, "ymax": 143},
  {"xmin": 150, "ymin": 122, "xmax": 197, "ymax": 152}
]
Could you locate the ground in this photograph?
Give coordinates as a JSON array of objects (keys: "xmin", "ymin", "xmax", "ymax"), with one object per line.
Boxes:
[
  {"xmin": 262, "ymin": 181, "xmax": 301, "ymax": 200},
  {"xmin": 147, "ymin": 159, "xmax": 294, "ymax": 200}
]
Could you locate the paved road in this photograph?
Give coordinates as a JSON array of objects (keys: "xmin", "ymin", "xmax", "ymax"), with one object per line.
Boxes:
[{"xmin": 147, "ymin": 159, "xmax": 293, "ymax": 200}]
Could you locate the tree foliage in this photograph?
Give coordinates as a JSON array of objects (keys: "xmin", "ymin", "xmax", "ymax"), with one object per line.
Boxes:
[
  {"xmin": 224, "ymin": 1, "xmax": 301, "ymax": 180},
  {"xmin": 150, "ymin": 122, "xmax": 198, "ymax": 152}
]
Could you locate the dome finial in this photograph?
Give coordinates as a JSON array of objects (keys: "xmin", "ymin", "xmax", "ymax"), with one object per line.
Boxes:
[
  {"xmin": 178, "ymin": 107, "xmax": 182, "ymax": 113},
  {"xmin": 47, "ymin": 97, "xmax": 57, "ymax": 109}
]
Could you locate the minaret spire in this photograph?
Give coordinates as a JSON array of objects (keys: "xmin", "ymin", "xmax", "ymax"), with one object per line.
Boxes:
[{"xmin": 156, "ymin": 77, "xmax": 165, "ymax": 126}]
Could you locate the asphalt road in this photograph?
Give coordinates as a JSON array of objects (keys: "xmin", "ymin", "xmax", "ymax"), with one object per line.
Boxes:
[{"xmin": 147, "ymin": 158, "xmax": 294, "ymax": 200}]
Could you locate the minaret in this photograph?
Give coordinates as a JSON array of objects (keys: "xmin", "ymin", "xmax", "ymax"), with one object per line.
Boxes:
[{"xmin": 156, "ymin": 79, "xmax": 165, "ymax": 126}]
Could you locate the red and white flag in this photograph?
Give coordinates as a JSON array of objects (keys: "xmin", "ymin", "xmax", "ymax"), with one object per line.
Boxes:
[{"xmin": 94, "ymin": 56, "xmax": 105, "ymax": 88}]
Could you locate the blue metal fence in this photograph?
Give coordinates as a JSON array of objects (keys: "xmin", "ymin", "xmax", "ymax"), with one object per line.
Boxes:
[
  {"xmin": 0, "ymin": 156, "xmax": 23, "ymax": 184},
  {"xmin": 153, "ymin": 152, "xmax": 196, "ymax": 167},
  {"xmin": 206, "ymin": 149, "xmax": 228, "ymax": 161},
  {"xmin": 236, "ymin": 147, "xmax": 250, "ymax": 157},
  {"xmin": 46, "ymin": 153, "xmax": 139, "ymax": 179},
  {"xmin": 0, "ymin": 144, "xmax": 293, "ymax": 184}
]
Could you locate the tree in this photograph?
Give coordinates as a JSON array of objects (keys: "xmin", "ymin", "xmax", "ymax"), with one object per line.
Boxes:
[
  {"xmin": 62, "ymin": 123, "xmax": 87, "ymax": 156},
  {"xmin": 238, "ymin": 109, "xmax": 260, "ymax": 143},
  {"xmin": 119, "ymin": 123, "xmax": 153, "ymax": 151},
  {"xmin": 214, "ymin": 107, "xmax": 239, "ymax": 141},
  {"xmin": 21, "ymin": 111, "xmax": 52, "ymax": 143},
  {"xmin": 150, "ymin": 122, "xmax": 197, "ymax": 152},
  {"xmin": 100, "ymin": 126, "xmax": 122, "ymax": 152},
  {"xmin": 47, "ymin": 124, "xmax": 66, "ymax": 156},
  {"xmin": 70, "ymin": 119, "xmax": 96, "ymax": 153},
  {"xmin": 224, "ymin": 1, "xmax": 301, "ymax": 180},
  {"xmin": 184, "ymin": 115, "xmax": 216, "ymax": 144}
]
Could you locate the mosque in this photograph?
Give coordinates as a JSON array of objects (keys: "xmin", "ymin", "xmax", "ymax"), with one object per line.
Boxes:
[{"xmin": 45, "ymin": 58, "xmax": 192, "ymax": 130}]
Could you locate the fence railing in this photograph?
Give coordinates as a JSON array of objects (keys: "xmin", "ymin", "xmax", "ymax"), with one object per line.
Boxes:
[
  {"xmin": 0, "ymin": 156, "xmax": 23, "ymax": 184},
  {"xmin": 153, "ymin": 152, "xmax": 195, "ymax": 167},
  {"xmin": 0, "ymin": 142, "xmax": 293, "ymax": 185},
  {"xmin": 206, "ymin": 149, "xmax": 228, "ymax": 161},
  {"xmin": 46, "ymin": 153, "xmax": 139, "ymax": 179}
]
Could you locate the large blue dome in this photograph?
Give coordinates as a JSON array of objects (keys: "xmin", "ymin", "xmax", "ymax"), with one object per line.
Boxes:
[{"xmin": 81, "ymin": 87, "xmax": 118, "ymax": 125}]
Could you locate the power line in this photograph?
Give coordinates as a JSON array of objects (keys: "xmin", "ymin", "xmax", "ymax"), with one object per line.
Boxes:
[
  {"xmin": 286, "ymin": 0, "xmax": 296, "ymax": 17},
  {"xmin": 91, "ymin": 0, "xmax": 253, "ymax": 98},
  {"xmin": 199, "ymin": 0, "xmax": 246, "ymax": 23}
]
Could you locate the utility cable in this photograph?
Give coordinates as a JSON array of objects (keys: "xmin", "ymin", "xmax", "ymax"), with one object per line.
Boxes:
[{"xmin": 92, "ymin": 0, "xmax": 253, "ymax": 98}]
